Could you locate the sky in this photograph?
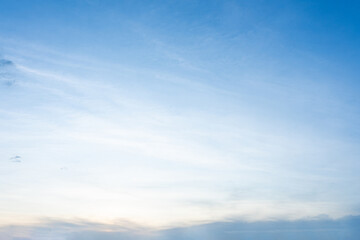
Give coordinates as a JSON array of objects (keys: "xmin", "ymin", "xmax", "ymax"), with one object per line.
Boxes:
[{"xmin": 0, "ymin": 0, "xmax": 360, "ymax": 239}]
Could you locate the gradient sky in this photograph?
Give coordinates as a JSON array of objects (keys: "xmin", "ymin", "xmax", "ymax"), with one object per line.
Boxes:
[{"xmin": 0, "ymin": 0, "xmax": 360, "ymax": 239}]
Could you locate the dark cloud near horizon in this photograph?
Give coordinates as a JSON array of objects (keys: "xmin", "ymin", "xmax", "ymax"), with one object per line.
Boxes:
[
  {"xmin": 0, "ymin": 58, "xmax": 16, "ymax": 86},
  {"xmin": 155, "ymin": 216, "xmax": 360, "ymax": 240},
  {"xmin": 1, "ymin": 215, "xmax": 360, "ymax": 240}
]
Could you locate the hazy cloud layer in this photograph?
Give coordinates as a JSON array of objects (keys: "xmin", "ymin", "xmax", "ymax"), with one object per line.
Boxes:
[{"xmin": 1, "ymin": 216, "xmax": 360, "ymax": 240}]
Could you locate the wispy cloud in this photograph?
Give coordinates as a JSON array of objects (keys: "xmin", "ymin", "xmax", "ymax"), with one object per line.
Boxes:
[
  {"xmin": 0, "ymin": 42, "xmax": 359, "ymax": 227},
  {"xmin": 0, "ymin": 0, "xmax": 360, "ymax": 230}
]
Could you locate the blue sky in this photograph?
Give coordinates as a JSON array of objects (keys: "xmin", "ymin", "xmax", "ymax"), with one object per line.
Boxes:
[{"xmin": 0, "ymin": 0, "xmax": 360, "ymax": 239}]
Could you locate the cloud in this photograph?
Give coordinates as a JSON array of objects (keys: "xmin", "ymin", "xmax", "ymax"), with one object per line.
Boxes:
[
  {"xmin": 9, "ymin": 155, "xmax": 21, "ymax": 163},
  {"xmin": 1, "ymin": 216, "xmax": 360, "ymax": 240},
  {"xmin": 0, "ymin": 58, "xmax": 16, "ymax": 86},
  {"xmin": 0, "ymin": 218, "xmax": 146, "ymax": 240},
  {"xmin": 0, "ymin": 59, "xmax": 14, "ymax": 67}
]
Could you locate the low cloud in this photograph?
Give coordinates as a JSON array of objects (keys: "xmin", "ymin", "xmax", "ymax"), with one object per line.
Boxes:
[{"xmin": 1, "ymin": 215, "xmax": 359, "ymax": 240}]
